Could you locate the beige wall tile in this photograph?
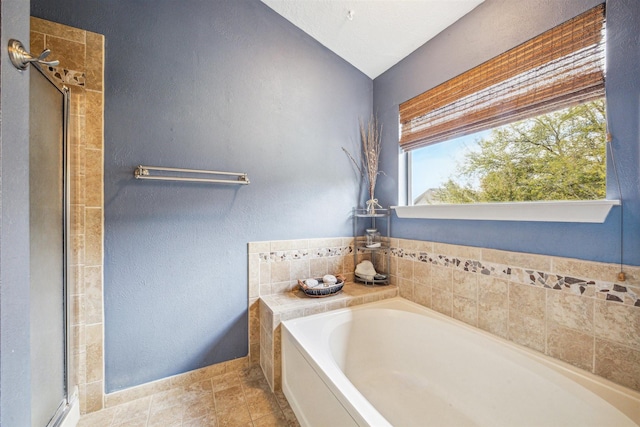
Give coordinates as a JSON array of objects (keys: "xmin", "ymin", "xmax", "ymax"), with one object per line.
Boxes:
[
  {"xmin": 344, "ymin": 252, "xmax": 355, "ymax": 272},
  {"xmin": 414, "ymin": 261, "xmax": 431, "ymax": 286},
  {"xmin": 69, "ymin": 86, "xmax": 86, "ymax": 117},
  {"xmin": 546, "ymin": 290, "xmax": 594, "ymax": 333},
  {"xmin": 477, "ymin": 276, "xmax": 508, "ymax": 338},
  {"xmin": 85, "ymin": 148, "xmax": 103, "ymax": 208},
  {"xmin": 620, "ymin": 265, "xmax": 640, "ymax": 287},
  {"xmin": 85, "ymin": 324, "xmax": 103, "ymax": 383},
  {"xmin": 452, "ymin": 270, "xmax": 477, "ymax": 299},
  {"xmin": 595, "ymin": 339, "xmax": 640, "ymax": 391},
  {"xmin": 414, "ymin": 239, "xmax": 433, "ymax": 253},
  {"xmin": 431, "ymin": 265, "xmax": 452, "ymax": 291},
  {"xmin": 509, "ymin": 314, "xmax": 545, "ymax": 353},
  {"xmin": 84, "ymin": 207, "xmax": 103, "ymax": 266},
  {"xmin": 259, "ymin": 262, "xmax": 271, "ymax": 288},
  {"xmin": 414, "ymin": 283, "xmax": 431, "ymax": 308},
  {"xmin": 70, "ymin": 203, "xmax": 85, "ymax": 237},
  {"xmin": 45, "ymin": 35, "xmax": 85, "ymax": 71},
  {"xmin": 547, "ymin": 323, "xmax": 594, "ymax": 371},
  {"xmin": 508, "ymin": 283, "xmax": 545, "ymax": 351},
  {"xmin": 510, "ymin": 283, "xmax": 545, "ymax": 317},
  {"xmin": 71, "ymin": 173, "xmax": 86, "ymax": 208},
  {"xmin": 248, "ymin": 241, "xmax": 270, "ymax": 254},
  {"xmin": 259, "ymin": 283, "xmax": 272, "ymax": 296},
  {"xmin": 309, "ymin": 258, "xmax": 327, "ymax": 278},
  {"xmin": 270, "ymin": 261, "xmax": 290, "ymax": 283},
  {"xmin": 85, "ymin": 380, "xmax": 104, "ymax": 413},
  {"xmin": 84, "ymin": 266, "xmax": 103, "ymax": 324},
  {"xmin": 271, "ymin": 282, "xmax": 291, "ymax": 294},
  {"xmin": 398, "ymin": 238, "xmax": 422, "ymax": 252},
  {"xmin": 69, "ymin": 264, "xmax": 84, "ymax": 295},
  {"xmin": 72, "ymin": 294, "xmax": 85, "ymax": 328},
  {"xmin": 397, "ymin": 258, "xmax": 414, "ymax": 280},
  {"xmin": 30, "ymin": 30, "xmax": 45, "ymax": 53},
  {"xmin": 71, "ymin": 234, "xmax": 86, "ymax": 266},
  {"xmin": 452, "ymin": 295, "xmax": 477, "ymax": 326},
  {"xmin": 85, "ymin": 91, "xmax": 103, "ymax": 151},
  {"xmin": 249, "ymin": 299, "xmax": 260, "ymax": 346},
  {"xmin": 31, "ymin": 16, "xmax": 86, "ymax": 43},
  {"xmin": 69, "ymin": 123, "xmax": 85, "ymax": 177},
  {"xmin": 552, "ymin": 257, "xmax": 620, "ymax": 282},
  {"xmin": 85, "ymin": 31, "xmax": 104, "ymax": 92},
  {"xmin": 271, "ymin": 240, "xmax": 307, "ymax": 251},
  {"xmin": 303, "ymin": 305, "xmax": 326, "ymax": 317},
  {"xmin": 248, "ymin": 254, "xmax": 260, "ymax": 298},
  {"xmin": 431, "ymin": 287, "xmax": 452, "ymax": 316},
  {"xmin": 433, "ymin": 242, "xmax": 481, "ymax": 260},
  {"xmin": 398, "ymin": 278, "xmax": 414, "ymax": 300},
  {"xmin": 594, "ymin": 301, "xmax": 640, "ymax": 351},
  {"xmin": 326, "ymin": 256, "xmax": 343, "ymax": 275},
  {"xmin": 389, "ymin": 254, "xmax": 398, "ymax": 277},
  {"xmin": 482, "ymin": 248, "xmax": 550, "ymax": 271}
]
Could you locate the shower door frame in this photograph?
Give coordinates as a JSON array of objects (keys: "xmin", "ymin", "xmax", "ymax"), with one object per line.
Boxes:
[{"xmin": 30, "ymin": 62, "xmax": 73, "ymax": 427}]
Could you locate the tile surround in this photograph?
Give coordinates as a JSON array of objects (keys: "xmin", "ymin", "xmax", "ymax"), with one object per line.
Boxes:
[
  {"xmin": 249, "ymin": 237, "xmax": 398, "ymax": 391},
  {"xmin": 250, "ymin": 236, "xmax": 640, "ymax": 393},
  {"xmin": 389, "ymin": 237, "xmax": 640, "ymax": 393}
]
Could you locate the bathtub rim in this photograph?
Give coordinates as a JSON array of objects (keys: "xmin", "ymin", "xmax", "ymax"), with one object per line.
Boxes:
[{"xmin": 281, "ymin": 296, "xmax": 640, "ymax": 426}]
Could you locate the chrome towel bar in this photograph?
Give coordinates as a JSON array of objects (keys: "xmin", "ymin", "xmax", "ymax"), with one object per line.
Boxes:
[{"xmin": 134, "ymin": 165, "xmax": 250, "ymax": 185}]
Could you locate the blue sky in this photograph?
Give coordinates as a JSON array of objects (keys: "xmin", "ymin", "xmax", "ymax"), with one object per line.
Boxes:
[{"xmin": 411, "ymin": 131, "xmax": 487, "ymax": 201}]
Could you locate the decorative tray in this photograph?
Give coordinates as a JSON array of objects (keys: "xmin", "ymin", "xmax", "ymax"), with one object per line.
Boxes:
[{"xmin": 297, "ymin": 274, "xmax": 345, "ymax": 298}]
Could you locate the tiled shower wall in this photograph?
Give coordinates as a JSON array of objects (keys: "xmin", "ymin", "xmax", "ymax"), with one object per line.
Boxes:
[
  {"xmin": 390, "ymin": 238, "xmax": 640, "ymax": 392},
  {"xmin": 31, "ymin": 17, "xmax": 106, "ymax": 413}
]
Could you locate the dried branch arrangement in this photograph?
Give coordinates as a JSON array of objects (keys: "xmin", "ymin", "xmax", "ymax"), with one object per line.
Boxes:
[{"xmin": 343, "ymin": 115, "xmax": 384, "ymax": 213}]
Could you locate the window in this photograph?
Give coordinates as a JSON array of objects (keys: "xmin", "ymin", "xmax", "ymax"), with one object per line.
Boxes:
[
  {"xmin": 411, "ymin": 100, "xmax": 606, "ymax": 205},
  {"xmin": 400, "ymin": 4, "xmax": 606, "ymax": 207}
]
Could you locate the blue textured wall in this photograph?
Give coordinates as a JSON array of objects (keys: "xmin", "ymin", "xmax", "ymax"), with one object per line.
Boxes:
[
  {"xmin": 374, "ymin": 0, "xmax": 640, "ymax": 266},
  {"xmin": 31, "ymin": 0, "xmax": 372, "ymax": 392},
  {"xmin": 1, "ymin": 0, "xmax": 32, "ymax": 424}
]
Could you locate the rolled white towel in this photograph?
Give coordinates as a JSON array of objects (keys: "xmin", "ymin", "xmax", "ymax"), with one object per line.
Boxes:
[
  {"xmin": 304, "ymin": 278, "xmax": 320, "ymax": 288},
  {"xmin": 322, "ymin": 274, "xmax": 338, "ymax": 286}
]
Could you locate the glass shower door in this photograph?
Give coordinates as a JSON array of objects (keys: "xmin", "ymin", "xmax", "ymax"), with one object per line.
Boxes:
[{"xmin": 29, "ymin": 64, "xmax": 70, "ymax": 427}]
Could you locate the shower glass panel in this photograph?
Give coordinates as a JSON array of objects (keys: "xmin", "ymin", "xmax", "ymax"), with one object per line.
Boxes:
[{"xmin": 29, "ymin": 64, "xmax": 70, "ymax": 427}]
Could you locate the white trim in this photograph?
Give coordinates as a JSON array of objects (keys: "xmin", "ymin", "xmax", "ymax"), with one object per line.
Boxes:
[{"xmin": 392, "ymin": 200, "xmax": 620, "ymax": 223}]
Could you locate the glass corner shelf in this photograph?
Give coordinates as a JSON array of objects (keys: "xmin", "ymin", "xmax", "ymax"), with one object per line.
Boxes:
[{"xmin": 352, "ymin": 207, "xmax": 391, "ymax": 286}]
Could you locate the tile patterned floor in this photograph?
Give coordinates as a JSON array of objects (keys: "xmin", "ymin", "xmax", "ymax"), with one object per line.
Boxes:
[{"xmin": 78, "ymin": 366, "xmax": 300, "ymax": 427}]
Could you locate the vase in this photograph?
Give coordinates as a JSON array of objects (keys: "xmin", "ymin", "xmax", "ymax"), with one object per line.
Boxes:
[{"xmin": 366, "ymin": 197, "xmax": 381, "ymax": 215}]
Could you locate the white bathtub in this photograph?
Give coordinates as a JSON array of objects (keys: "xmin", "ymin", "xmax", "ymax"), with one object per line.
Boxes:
[{"xmin": 281, "ymin": 297, "xmax": 640, "ymax": 427}]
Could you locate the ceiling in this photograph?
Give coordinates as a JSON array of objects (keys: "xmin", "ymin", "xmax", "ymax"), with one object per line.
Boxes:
[{"xmin": 260, "ymin": 0, "xmax": 484, "ymax": 79}]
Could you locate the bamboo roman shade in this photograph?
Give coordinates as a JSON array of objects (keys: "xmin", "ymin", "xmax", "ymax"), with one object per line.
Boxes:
[{"xmin": 399, "ymin": 4, "xmax": 606, "ymax": 151}]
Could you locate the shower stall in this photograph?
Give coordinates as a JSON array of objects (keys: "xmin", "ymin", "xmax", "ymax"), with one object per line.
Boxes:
[{"xmin": 23, "ymin": 44, "xmax": 74, "ymax": 426}]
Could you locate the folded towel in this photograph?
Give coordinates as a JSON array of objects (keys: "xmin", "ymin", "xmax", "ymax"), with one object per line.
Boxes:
[{"xmin": 355, "ymin": 260, "xmax": 377, "ymax": 281}]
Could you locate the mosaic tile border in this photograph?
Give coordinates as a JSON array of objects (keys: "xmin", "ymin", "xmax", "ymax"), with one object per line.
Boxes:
[
  {"xmin": 391, "ymin": 247, "xmax": 639, "ymax": 307},
  {"xmin": 258, "ymin": 245, "xmax": 353, "ymax": 263}
]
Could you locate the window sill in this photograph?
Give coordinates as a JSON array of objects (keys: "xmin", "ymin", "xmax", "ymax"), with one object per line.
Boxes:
[{"xmin": 392, "ymin": 200, "xmax": 620, "ymax": 223}]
